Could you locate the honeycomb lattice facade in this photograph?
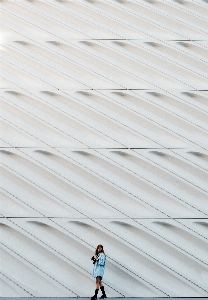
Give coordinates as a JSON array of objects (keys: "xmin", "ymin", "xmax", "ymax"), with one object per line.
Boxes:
[{"xmin": 1, "ymin": 0, "xmax": 208, "ymax": 297}]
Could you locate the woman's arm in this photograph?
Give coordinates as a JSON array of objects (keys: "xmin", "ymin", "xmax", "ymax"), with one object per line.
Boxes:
[{"xmin": 97, "ymin": 254, "xmax": 106, "ymax": 266}]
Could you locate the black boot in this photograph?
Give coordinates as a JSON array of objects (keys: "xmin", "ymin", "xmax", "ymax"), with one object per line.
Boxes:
[
  {"xmin": 91, "ymin": 289, "xmax": 99, "ymax": 300},
  {"xmin": 99, "ymin": 286, "xmax": 107, "ymax": 299}
]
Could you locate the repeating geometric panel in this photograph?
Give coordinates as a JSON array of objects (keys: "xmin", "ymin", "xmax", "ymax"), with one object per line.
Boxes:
[{"xmin": 1, "ymin": 0, "xmax": 208, "ymax": 297}]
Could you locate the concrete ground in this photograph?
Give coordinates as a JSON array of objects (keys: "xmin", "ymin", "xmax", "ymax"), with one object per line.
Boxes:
[{"xmin": 1, "ymin": 297, "xmax": 202, "ymax": 300}]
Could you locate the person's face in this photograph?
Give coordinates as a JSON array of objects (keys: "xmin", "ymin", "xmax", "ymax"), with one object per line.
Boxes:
[{"xmin": 98, "ymin": 246, "xmax": 102, "ymax": 253}]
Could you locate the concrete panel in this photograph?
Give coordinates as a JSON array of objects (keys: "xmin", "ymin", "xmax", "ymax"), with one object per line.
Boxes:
[{"xmin": 1, "ymin": 0, "xmax": 208, "ymax": 297}]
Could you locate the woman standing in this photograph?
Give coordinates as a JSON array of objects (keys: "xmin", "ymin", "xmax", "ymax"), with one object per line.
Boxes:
[{"xmin": 91, "ymin": 244, "xmax": 107, "ymax": 299}]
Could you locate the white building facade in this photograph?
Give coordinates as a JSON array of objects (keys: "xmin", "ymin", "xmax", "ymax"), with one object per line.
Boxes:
[{"xmin": 1, "ymin": 0, "xmax": 208, "ymax": 297}]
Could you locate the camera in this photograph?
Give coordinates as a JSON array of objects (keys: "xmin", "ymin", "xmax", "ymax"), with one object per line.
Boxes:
[{"xmin": 91, "ymin": 256, "xmax": 96, "ymax": 264}]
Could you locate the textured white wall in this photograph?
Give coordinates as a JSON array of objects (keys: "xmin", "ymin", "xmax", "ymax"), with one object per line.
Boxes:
[{"xmin": 1, "ymin": 0, "xmax": 208, "ymax": 297}]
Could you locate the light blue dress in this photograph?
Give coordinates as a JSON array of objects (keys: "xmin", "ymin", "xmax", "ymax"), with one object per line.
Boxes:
[{"xmin": 92, "ymin": 253, "xmax": 106, "ymax": 278}]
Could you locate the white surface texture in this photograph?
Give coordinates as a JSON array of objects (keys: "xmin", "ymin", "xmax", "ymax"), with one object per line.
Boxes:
[{"xmin": 0, "ymin": 0, "xmax": 208, "ymax": 297}]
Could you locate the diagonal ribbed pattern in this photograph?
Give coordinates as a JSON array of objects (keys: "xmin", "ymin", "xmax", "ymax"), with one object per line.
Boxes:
[{"xmin": 1, "ymin": 0, "xmax": 208, "ymax": 297}]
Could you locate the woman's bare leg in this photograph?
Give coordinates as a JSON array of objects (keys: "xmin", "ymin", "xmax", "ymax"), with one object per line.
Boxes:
[
  {"xmin": 96, "ymin": 277, "xmax": 101, "ymax": 289},
  {"xmin": 91, "ymin": 279, "xmax": 99, "ymax": 300}
]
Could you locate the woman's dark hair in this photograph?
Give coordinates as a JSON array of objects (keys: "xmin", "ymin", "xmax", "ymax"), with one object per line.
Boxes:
[{"xmin": 95, "ymin": 244, "xmax": 105, "ymax": 256}]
